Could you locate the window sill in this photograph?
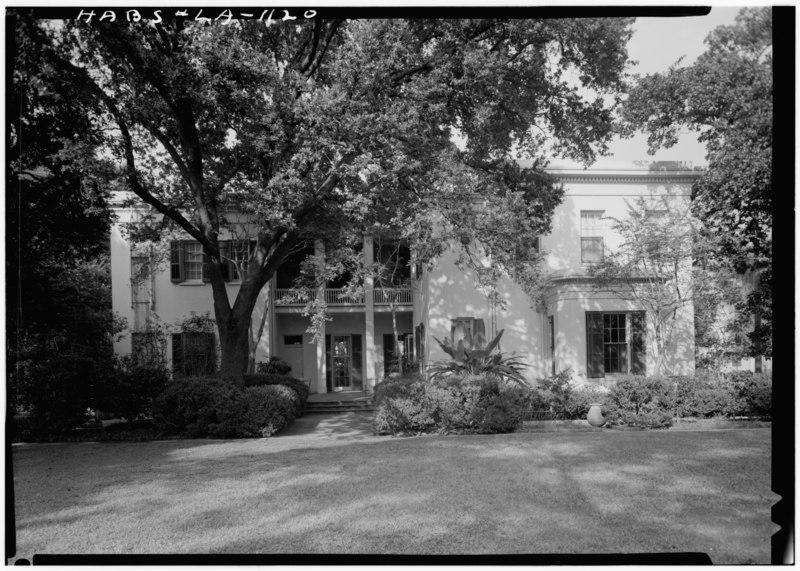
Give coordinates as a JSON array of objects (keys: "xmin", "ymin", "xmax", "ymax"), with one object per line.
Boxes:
[{"xmin": 178, "ymin": 280, "xmax": 206, "ymax": 286}]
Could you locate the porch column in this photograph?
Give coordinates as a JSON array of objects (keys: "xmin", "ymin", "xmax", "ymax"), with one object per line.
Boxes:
[
  {"xmin": 315, "ymin": 239, "xmax": 327, "ymax": 394},
  {"xmin": 363, "ymin": 234, "xmax": 376, "ymax": 390}
]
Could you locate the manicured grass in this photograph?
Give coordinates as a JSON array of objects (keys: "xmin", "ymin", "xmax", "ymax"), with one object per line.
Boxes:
[{"xmin": 11, "ymin": 415, "xmax": 774, "ymax": 562}]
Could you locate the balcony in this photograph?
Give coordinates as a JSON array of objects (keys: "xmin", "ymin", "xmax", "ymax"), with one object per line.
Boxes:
[{"xmin": 273, "ymin": 287, "xmax": 412, "ymax": 308}]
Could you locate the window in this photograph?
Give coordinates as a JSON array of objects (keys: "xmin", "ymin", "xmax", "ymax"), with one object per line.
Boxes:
[
  {"xmin": 184, "ymin": 242, "xmax": 204, "ymax": 280},
  {"xmin": 580, "ymin": 211, "xmax": 605, "ymax": 263},
  {"xmin": 284, "ymin": 335, "xmax": 303, "ymax": 345},
  {"xmin": 170, "ymin": 240, "xmax": 255, "ymax": 283},
  {"xmin": 586, "ymin": 311, "xmax": 646, "ymax": 378},
  {"xmin": 172, "ymin": 332, "xmax": 216, "ymax": 377}
]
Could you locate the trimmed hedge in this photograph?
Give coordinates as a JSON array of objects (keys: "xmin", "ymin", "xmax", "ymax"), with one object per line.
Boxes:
[
  {"xmin": 373, "ymin": 373, "xmax": 529, "ymax": 435},
  {"xmin": 152, "ymin": 376, "xmax": 307, "ymax": 438},
  {"xmin": 242, "ymin": 374, "xmax": 310, "ymax": 414},
  {"xmin": 604, "ymin": 376, "xmax": 674, "ymax": 429}
]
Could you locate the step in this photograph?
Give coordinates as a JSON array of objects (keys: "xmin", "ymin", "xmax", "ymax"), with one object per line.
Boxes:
[{"xmin": 305, "ymin": 402, "xmax": 374, "ymax": 414}]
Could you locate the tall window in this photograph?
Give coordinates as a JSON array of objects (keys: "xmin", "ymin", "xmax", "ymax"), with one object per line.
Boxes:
[
  {"xmin": 586, "ymin": 311, "xmax": 646, "ymax": 378},
  {"xmin": 170, "ymin": 240, "xmax": 255, "ymax": 283},
  {"xmin": 183, "ymin": 242, "xmax": 204, "ymax": 280},
  {"xmin": 580, "ymin": 210, "xmax": 605, "ymax": 263}
]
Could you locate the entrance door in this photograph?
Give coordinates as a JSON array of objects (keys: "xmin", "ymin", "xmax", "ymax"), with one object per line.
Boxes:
[{"xmin": 332, "ymin": 335, "xmax": 352, "ymax": 391}]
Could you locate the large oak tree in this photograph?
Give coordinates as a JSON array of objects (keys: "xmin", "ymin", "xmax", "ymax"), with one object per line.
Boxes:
[{"xmin": 16, "ymin": 15, "xmax": 634, "ymax": 382}]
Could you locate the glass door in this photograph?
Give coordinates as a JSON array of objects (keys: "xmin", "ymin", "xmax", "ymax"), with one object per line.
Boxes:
[{"xmin": 332, "ymin": 336, "xmax": 352, "ymax": 391}]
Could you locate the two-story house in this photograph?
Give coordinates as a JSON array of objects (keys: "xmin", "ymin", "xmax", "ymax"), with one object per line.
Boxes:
[{"xmin": 111, "ymin": 159, "xmax": 702, "ymax": 392}]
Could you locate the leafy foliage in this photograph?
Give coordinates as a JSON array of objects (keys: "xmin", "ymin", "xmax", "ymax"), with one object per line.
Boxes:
[
  {"xmin": 623, "ymin": 8, "xmax": 772, "ymax": 358},
  {"xmin": 589, "ymin": 199, "xmax": 730, "ymax": 374},
  {"xmin": 152, "ymin": 376, "xmax": 304, "ymax": 438},
  {"xmin": 604, "ymin": 376, "xmax": 674, "ymax": 429},
  {"xmin": 256, "ymin": 357, "xmax": 293, "ymax": 375},
  {"xmin": 13, "ymin": 14, "xmax": 634, "ymax": 380},
  {"xmin": 373, "ymin": 373, "xmax": 529, "ymax": 435},
  {"xmin": 429, "ymin": 329, "xmax": 528, "ymax": 384}
]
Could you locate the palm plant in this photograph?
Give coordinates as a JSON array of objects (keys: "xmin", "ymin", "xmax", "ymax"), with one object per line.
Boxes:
[{"xmin": 429, "ymin": 329, "xmax": 528, "ymax": 385}]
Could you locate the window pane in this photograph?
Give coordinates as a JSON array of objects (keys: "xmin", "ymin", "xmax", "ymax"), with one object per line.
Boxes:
[
  {"xmin": 184, "ymin": 242, "xmax": 204, "ymax": 280},
  {"xmin": 581, "ymin": 237, "xmax": 603, "ymax": 263}
]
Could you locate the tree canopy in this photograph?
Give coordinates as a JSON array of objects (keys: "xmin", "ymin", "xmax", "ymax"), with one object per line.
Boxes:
[
  {"xmin": 15, "ymin": 14, "xmax": 635, "ymax": 380},
  {"xmin": 622, "ymin": 7, "xmax": 772, "ymax": 358}
]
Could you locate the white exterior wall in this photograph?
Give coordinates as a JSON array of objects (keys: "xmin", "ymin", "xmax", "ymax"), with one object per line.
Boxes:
[
  {"xmin": 110, "ymin": 208, "xmax": 271, "ymax": 369},
  {"xmin": 111, "ymin": 161, "xmax": 701, "ymax": 389},
  {"xmin": 424, "ymin": 162, "xmax": 699, "ymax": 384}
]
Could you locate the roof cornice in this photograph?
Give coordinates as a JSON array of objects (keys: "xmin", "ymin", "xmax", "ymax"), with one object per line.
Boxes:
[{"xmin": 548, "ymin": 171, "xmax": 704, "ymax": 184}]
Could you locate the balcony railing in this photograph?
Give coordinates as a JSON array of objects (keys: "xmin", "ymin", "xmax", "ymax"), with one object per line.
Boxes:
[
  {"xmin": 273, "ymin": 287, "xmax": 412, "ymax": 306},
  {"xmin": 373, "ymin": 287, "xmax": 413, "ymax": 305}
]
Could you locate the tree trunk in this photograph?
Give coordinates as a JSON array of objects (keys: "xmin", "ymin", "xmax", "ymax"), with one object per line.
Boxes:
[{"xmin": 219, "ymin": 315, "xmax": 253, "ymax": 386}]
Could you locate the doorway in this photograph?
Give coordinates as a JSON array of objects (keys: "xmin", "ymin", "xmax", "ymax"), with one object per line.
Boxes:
[{"xmin": 332, "ymin": 335, "xmax": 352, "ymax": 391}]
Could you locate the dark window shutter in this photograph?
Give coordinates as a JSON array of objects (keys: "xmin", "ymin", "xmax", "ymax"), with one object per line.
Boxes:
[
  {"xmin": 630, "ymin": 311, "xmax": 647, "ymax": 375},
  {"xmin": 351, "ymin": 334, "xmax": 363, "ymax": 391},
  {"xmin": 172, "ymin": 333, "xmax": 184, "ymax": 375},
  {"xmin": 383, "ymin": 333, "xmax": 395, "ymax": 375},
  {"xmin": 325, "ymin": 335, "xmax": 332, "ymax": 392},
  {"xmin": 586, "ymin": 312, "xmax": 604, "ymax": 378},
  {"xmin": 201, "ymin": 244, "xmax": 209, "ymax": 282},
  {"xmin": 170, "ymin": 241, "xmax": 184, "ymax": 282},
  {"xmin": 220, "ymin": 241, "xmax": 232, "ymax": 282}
]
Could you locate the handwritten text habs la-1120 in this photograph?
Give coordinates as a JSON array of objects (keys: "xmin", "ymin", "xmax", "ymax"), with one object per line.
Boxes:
[{"xmin": 76, "ymin": 8, "xmax": 317, "ymax": 25}]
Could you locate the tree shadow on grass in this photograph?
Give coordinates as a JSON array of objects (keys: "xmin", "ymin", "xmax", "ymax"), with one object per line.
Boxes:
[{"xmin": 11, "ymin": 428, "xmax": 774, "ymax": 562}]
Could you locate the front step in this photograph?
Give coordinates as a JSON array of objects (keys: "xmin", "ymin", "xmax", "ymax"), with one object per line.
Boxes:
[{"xmin": 305, "ymin": 401, "xmax": 374, "ymax": 414}]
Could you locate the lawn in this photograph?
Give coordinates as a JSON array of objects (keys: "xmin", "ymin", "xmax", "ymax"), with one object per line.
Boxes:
[{"xmin": 10, "ymin": 414, "xmax": 775, "ymax": 563}]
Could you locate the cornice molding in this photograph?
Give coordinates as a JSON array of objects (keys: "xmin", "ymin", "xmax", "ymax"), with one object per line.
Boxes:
[{"xmin": 549, "ymin": 172, "xmax": 703, "ymax": 184}]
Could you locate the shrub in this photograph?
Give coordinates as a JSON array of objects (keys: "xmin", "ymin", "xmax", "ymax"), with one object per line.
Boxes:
[
  {"xmin": 242, "ymin": 374, "xmax": 309, "ymax": 414},
  {"xmin": 99, "ymin": 357, "xmax": 170, "ymax": 421},
  {"xmin": 373, "ymin": 373, "xmax": 529, "ymax": 435},
  {"xmin": 566, "ymin": 384, "xmax": 610, "ymax": 419},
  {"xmin": 604, "ymin": 375, "xmax": 673, "ymax": 429},
  {"xmin": 15, "ymin": 354, "xmax": 107, "ymax": 433},
  {"xmin": 233, "ymin": 385, "xmax": 300, "ymax": 437},
  {"xmin": 152, "ymin": 377, "xmax": 240, "ymax": 438},
  {"xmin": 256, "ymin": 356, "xmax": 293, "ymax": 375},
  {"xmin": 725, "ymin": 372, "xmax": 772, "ymax": 417},
  {"xmin": 153, "ymin": 377, "xmax": 305, "ymax": 438}
]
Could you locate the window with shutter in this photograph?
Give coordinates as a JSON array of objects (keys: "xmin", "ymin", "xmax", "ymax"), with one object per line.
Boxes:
[
  {"xmin": 586, "ymin": 313, "xmax": 605, "ymax": 378},
  {"xmin": 586, "ymin": 311, "xmax": 647, "ymax": 378},
  {"xmin": 170, "ymin": 241, "xmax": 184, "ymax": 282},
  {"xmin": 630, "ymin": 312, "xmax": 646, "ymax": 375}
]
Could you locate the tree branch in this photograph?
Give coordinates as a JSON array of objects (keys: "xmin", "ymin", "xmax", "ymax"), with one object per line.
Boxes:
[{"xmin": 42, "ymin": 50, "xmax": 210, "ymax": 249}]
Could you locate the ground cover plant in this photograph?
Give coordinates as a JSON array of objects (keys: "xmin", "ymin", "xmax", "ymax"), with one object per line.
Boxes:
[{"xmin": 10, "ymin": 421, "xmax": 773, "ymax": 562}]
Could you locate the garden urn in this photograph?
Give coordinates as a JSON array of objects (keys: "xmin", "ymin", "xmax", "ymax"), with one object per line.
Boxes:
[{"xmin": 587, "ymin": 403, "xmax": 606, "ymax": 427}]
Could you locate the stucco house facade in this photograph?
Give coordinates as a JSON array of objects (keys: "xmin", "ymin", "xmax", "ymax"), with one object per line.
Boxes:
[{"xmin": 111, "ymin": 160, "xmax": 701, "ymax": 392}]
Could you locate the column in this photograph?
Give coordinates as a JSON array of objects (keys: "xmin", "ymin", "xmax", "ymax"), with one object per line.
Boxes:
[
  {"xmin": 315, "ymin": 239, "xmax": 327, "ymax": 394},
  {"xmin": 363, "ymin": 234, "xmax": 376, "ymax": 390}
]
